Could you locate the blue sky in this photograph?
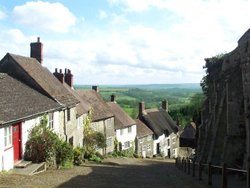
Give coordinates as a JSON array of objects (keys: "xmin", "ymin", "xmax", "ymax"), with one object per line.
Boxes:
[{"xmin": 0, "ymin": 0, "xmax": 249, "ymax": 85}]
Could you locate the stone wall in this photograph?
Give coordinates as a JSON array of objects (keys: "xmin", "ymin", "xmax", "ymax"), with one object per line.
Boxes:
[{"xmin": 197, "ymin": 29, "xmax": 250, "ymax": 168}]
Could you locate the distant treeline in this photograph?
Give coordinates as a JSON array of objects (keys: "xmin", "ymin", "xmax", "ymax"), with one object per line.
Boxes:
[{"xmin": 75, "ymin": 84, "xmax": 204, "ymax": 127}]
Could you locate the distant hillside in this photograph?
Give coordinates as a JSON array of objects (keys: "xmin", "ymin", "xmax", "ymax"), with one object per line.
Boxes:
[
  {"xmin": 74, "ymin": 83, "xmax": 201, "ymax": 91},
  {"xmin": 75, "ymin": 83, "xmax": 202, "ymax": 123}
]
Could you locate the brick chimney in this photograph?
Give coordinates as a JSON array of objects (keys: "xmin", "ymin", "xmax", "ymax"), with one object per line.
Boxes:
[
  {"xmin": 53, "ymin": 68, "xmax": 64, "ymax": 83},
  {"xmin": 64, "ymin": 68, "xmax": 73, "ymax": 88},
  {"xmin": 162, "ymin": 99, "xmax": 168, "ymax": 112},
  {"xmin": 139, "ymin": 102, "xmax": 145, "ymax": 118},
  {"xmin": 111, "ymin": 94, "xmax": 116, "ymax": 102},
  {"xmin": 30, "ymin": 37, "xmax": 43, "ymax": 64},
  {"xmin": 92, "ymin": 86, "xmax": 99, "ymax": 93}
]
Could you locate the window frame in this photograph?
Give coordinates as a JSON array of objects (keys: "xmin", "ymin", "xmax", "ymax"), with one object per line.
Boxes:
[
  {"xmin": 128, "ymin": 126, "xmax": 132, "ymax": 133},
  {"xmin": 4, "ymin": 126, "xmax": 12, "ymax": 148},
  {"xmin": 48, "ymin": 113, "xmax": 54, "ymax": 129}
]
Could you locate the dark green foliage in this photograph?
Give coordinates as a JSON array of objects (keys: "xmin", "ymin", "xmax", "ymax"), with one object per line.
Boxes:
[
  {"xmin": 55, "ymin": 140, "xmax": 73, "ymax": 167},
  {"xmin": 24, "ymin": 115, "xmax": 58, "ymax": 163},
  {"xmin": 169, "ymin": 93, "xmax": 205, "ymax": 127},
  {"xmin": 73, "ymin": 147, "xmax": 84, "ymax": 166},
  {"xmin": 201, "ymin": 53, "xmax": 225, "ymax": 95},
  {"xmin": 24, "ymin": 115, "xmax": 74, "ymax": 168},
  {"xmin": 94, "ymin": 132, "xmax": 107, "ymax": 149}
]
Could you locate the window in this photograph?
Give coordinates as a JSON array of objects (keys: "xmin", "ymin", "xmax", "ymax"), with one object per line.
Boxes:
[
  {"xmin": 67, "ymin": 108, "xmax": 71, "ymax": 121},
  {"xmin": 69, "ymin": 137, "xmax": 73, "ymax": 146},
  {"xmin": 4, "ymin": 126, "xmax": 12, "ymax": 147},
  {"xmin": 147, "ymin": 144, "xmax": 151, "ymax": 151},
  {"xmin": 167, "ymin": 139, "xmax": 170, "ymax": 146},
  {"xmin": 128, "ymin": 126, "xmax": 132, "ymax": 133},
  {"xmin": 124, "ymin": 141, "xmax": 130, "ymax": 149},
  {"xmin": 107, "ymin": 119, "xmax": 112, "ymax": 129},
  {"xmin": 48, "ymin": 113, "xmax": 54, "ymax": 129},
  {"xmin": 106, "ymin": 137, "xmax": 112, "ymax": 147},
  {"xmin": 120, "ymin": 129, "xmax": 123, "ymax": 135}
]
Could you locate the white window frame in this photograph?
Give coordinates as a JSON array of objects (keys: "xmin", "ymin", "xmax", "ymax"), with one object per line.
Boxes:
[
  {"xmin": 120, "ymin": 129, "xmax": 123, "ymax": 135},
  {"xmin": 4, "ymin": 126, "xmax": 12, "ymax": 148},
  {"xmin": 128, "ymin": 126, "xmax": 132, "ymax": 133},
  {"xmin": 124, "ymin": 141, "xmax": 130, "ymax": 149},
  {"xmin": 48, "ymin": 113, "xmax": 54, "ymax": 129}
]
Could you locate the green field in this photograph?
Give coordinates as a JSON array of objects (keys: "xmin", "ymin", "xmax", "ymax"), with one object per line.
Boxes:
[{"xmin": 75, "ymin": 84, "xmax": 203, "ymax": 126}]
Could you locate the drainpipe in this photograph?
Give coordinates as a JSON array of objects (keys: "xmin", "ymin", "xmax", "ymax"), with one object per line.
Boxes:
[{"xmin": 63, "ymin": 109, "xmax": 67, "ymax": 142}]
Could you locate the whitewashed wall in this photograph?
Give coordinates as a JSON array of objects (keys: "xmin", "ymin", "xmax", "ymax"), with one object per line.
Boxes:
[
  {"xmin": 153, "ymin": 134, "xmax": 167, "ymax": 155},
  {"xmin": 0, "ymin": 125, "xmax": 14, "ymax": 171},
  {"xmin": 116, "ymin": 124, "xmax": 136, "ymax": 150}
]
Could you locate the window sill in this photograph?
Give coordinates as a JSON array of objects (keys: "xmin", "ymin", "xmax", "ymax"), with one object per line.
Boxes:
[{"xmin": 4, "ymin": 145, "xmax": 13, "ymax": 152}]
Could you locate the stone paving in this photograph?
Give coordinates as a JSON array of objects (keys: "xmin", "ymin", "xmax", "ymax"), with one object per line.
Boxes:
[{"xmin": 0, "ymin": 158, "xmax": 212, "ymax": 188}]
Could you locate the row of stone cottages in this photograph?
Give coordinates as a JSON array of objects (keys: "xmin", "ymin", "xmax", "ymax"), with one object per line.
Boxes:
[{"xmin": 0, "ymin": 38, "xmax": 195, "ymax": 171}]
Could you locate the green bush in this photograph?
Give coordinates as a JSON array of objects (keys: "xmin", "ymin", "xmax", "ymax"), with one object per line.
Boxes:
[
  {"xmin": 95, "ymin": 151, "xmax": 104, "ymax": 160},
  {"xmin": 24, "ymin": 116, "xmax": 58, "ymax": 163},
  {"xmin": 73, "ymin": 147, "xmax": 83, "ymax": 166},
  {"xmin": 55, "ymin": 140, "xmax": 73, "ymax": 167},
  {"xmin": 89, "ymin": 154, "xmax": 102, "ymax": 162}
]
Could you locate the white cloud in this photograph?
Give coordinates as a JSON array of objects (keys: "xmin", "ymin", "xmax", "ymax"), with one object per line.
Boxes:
[
  {"xmin": 0, "ymin": 10, "xmax": 6, "ymax": 20},
  {"xmin": 98, "ymin": 10, "xmax": 108, "ymax": 20},
  {"xmin": 12, "ymin": 1, "xmax": 76, "ymax": 33},
  {"xmin": 0, "ymin": 29, "xmax": 32, "ymax": 58}
]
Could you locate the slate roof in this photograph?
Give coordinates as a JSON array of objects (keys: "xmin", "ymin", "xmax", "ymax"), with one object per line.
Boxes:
[
  {"xmin": 76, "ymin": 90, "xmax": 114, "ymax": 121},
  {"xmin": 179, "ymin": 122, "xmax": 196, "ymax": 148},
  {"xmin": 135, "ymin": 119, "xmax": 153, "ymax": 138},
  {"xmin": 0, "ymin": 53, "xmax": 79, "ymax": 107},
  {"xmin": 180, "ymin": 122, "xmax": 196, "ymax": 139},
  {"xmin": 140, "ymin": 108, "xmax": 178, "ymax": 137},
  {"xmin": 63, "ymin": 83, "xmax": 90, "ymax": 116},
  {"xmin": 107, "ymin": 102, "xmax": 136, "ymax": 130},
  {"xmin": 0, "ymin": 73, "xmax": 62, "ymax": 125}
]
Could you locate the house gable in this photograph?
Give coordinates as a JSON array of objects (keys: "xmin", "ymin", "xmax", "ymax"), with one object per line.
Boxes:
[{"xmin": 0, "ymin": 53, "xmax": 79, "ymax": 107}]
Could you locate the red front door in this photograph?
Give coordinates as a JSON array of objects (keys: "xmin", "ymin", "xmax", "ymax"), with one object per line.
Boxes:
[{"xmin": 12, "ymin": 123, "xmax": 22, "ymax": 161}]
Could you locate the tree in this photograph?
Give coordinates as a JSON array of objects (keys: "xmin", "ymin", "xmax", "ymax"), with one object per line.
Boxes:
[{"xmin": 83, "ymin": 110, "xmax": 106, "ymax": 159}]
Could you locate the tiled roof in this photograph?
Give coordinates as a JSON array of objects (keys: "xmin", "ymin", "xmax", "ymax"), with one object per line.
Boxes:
[
  {"xmin": 0, "ymin": 73, "xmax": 62, "ymax": 125},
  {"xmin": 76, "ymin": 90, "xmax": 114, "ymax": 121},
  {"xmin": 141, "ymin": 108, "xmax": 178, "ymax": 137},
  {"xmin": 63, "ymin": 83, "xmax": 90, "ymax": 116},
  {"xmin": 135, "ymin": 119, "xmax": 153, "ymax": 138},
  {"xmin": 180, "ymin": 122, "xmax": 196, "ymax": 139},
  {"xmin": 0, "ymin": 53, "xmax": 79, "ymax": 107},
  {"xmin": 107, "ymin": 102, "xmax": 135, "ymax": 129}
]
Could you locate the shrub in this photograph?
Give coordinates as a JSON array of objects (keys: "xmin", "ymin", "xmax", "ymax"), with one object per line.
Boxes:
[
  {"xmin": 55, "ymin": 140, "xmax": 73, "ymax": 167},
  {"xmin": 73, "ymin": 147, "xmax": 83, "ymax": 166},
  {"xmin": 24, "ymin": 116, "xmax": 58, "ymax": 163},
  {"xmin": 95, "ymin": 151, "xmax": 104, "ymax": 160},
  {"xmin": 89, "ymin": 154, "xmax": 102, "ymax": 162}
]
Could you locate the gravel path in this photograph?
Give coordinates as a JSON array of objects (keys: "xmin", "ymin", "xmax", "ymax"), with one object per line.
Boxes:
[{"xmin": 0, "ymin": 158, "xmax": 210, "ymax": 188}]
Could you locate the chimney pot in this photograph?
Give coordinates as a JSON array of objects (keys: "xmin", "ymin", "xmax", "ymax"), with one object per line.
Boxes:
[
  {"xmin": 64, "ymin": 68, "xmax": 73, "ymax": 88},
  {"xmin": 92, "ymin": 86, "xmax": 99, "ymax": 93},
  {"xmin": 111, "ymin": 94, "xmax": 116, "ymax": 102},
  {"xmin": 139, "ymin": 102, "xmax": 145, "ymax": 118},
  {"xmin": 30, "ymin": 37, "xmax": 43, "ymax": 64},
  {"xmin": 162, "ymin": 99, "xmax": 168, "ymax": 112},
  {"xmin": 53, "ymin": 68, "xmax": 64, "ymax": 83}
]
